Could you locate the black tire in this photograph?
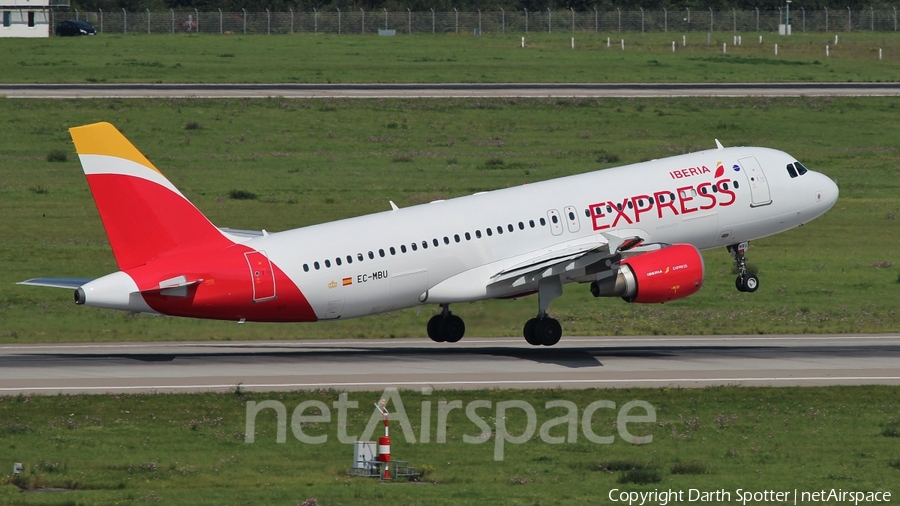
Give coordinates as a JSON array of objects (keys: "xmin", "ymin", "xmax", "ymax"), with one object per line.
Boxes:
[
  {"xmin": 735, "ymin": 275, "xmax": 746, "ymax": 292},
  {"xmin": 439, "ymin": 314, "xmax": 465, "ymax": 343},
  {"xmin": 427, "ymin": 314, "xmax": 444, "ymax": 342},
  {"xmin": 535, "ymin": 318, "xmax": 562, "ymax": 347},
  {"xmin": 523, "ymin": 318, "xmax": 541, "ymax": 346},
  {"xmin": 743, "ymin": 274, "xmax": 759, "ymax": 293}
]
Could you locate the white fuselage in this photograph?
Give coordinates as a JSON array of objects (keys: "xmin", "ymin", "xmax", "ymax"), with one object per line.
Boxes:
[{"xmin": 244, "ymin": 146, "xmax": 838, "ymax": 320}]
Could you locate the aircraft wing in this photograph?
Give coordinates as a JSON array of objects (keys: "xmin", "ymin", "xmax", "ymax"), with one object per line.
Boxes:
[
  {"xmin": 488, "ymin": 232, "xmax": 643, "ymax": 289},
  {"xmin": 18, "ymin": 278, "xmax": 94, "ymax": 289}
]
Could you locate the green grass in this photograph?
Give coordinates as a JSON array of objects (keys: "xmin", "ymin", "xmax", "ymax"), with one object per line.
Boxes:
[
  {"xmin": 0, "ymin": 386, "xmax": 898, "ymax": 504},
  {"xmin": 1, "ymin": 32, "xmax": 899, "ymax": 84},
  {"xmin": 1, "ymin": 96, "xmax": 899, "ymax": 343}
]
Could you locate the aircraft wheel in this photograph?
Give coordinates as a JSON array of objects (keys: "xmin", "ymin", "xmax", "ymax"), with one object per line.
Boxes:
[
  {"xmin": 523, "ymin": 318, "xmax": 541, "ymax": 346},
  {"xmin": 427, "ymin": 314, "xmax": 444, "ymax": 342},
  {"xmin": 439, "ymin": 314, "xmax": 465, "ymax": 343},
  {"xmin": 535, "ymin": 318, "xmax": 562, "ymax": 347},
  {"xmin": 742, "ymin": 274, "xmax": 760, "ymax": 293},
  {"xmin": 735, "ymin": 275, "xmax": 747, "ymax": 292}
]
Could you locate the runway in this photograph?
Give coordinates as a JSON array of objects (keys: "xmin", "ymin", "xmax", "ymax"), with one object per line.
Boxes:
[
  {"xmin": 1, "ymin": 334, "xmax": 898, "ymax": 395},
  {"xmin": 2, "ymin": 83, "xmax": 900, "ymax": 99}
]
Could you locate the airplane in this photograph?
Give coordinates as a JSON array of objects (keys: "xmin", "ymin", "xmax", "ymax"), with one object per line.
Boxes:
[{"xmin": 20, "ymin": 122, "xmax": 839, "ymax": 346}]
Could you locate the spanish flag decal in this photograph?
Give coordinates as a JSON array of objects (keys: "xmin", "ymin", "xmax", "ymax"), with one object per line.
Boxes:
[{"xmin": 342, "ymin": 277, "xmax": 352, "ymax": 286}]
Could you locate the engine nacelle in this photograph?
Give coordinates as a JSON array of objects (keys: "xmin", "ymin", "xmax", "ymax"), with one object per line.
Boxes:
[{"xmin": 589, "ymin": 244, "xmax": 704, "ymax": 303}]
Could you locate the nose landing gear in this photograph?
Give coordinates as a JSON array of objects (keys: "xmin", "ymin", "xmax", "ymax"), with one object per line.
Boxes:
[{"xmin": 728, "ymin": 242, "xmax": 759, "ymax": 293}]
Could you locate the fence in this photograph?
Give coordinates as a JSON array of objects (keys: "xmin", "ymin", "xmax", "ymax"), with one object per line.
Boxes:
[{"xmin": 63, "ymin": 8, "xmax": 900, "ymax": 35}]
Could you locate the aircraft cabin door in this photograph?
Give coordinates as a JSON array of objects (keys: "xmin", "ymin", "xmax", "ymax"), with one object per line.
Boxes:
[
  {"xmin": 245, "ymin": 251, "xmax": 277, "ymax": 302},
  {"xmin": 737, "ymin": 157, "xmax": 772, "ymax": 207},
  {"xmin": 547, "ymin": 209, "xmax": 563, "ymax": 236}
]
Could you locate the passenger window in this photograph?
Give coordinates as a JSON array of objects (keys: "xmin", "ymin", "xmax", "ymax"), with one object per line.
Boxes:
[
  {"xmin": 551, "ymin": 215, "xmax": 559, "ymax": 224},
  {"xmin": 401, "ymin": 245, "xmax": 407, "ymax": 253},
  {"xmin": 422, "ymin": 241, "xmax": 428, "ymax": 249},
  {"xmin": 658, "ymin": 195, "xmax": 665, "ymax": 203},
  {"xmin": 454, "ymin": 234, "xmax": 460, "ymax": 243},
  {"xmin": 390, "ymin": 247, "xmax": 396, "ymax": 255},
  {"xmin": 487, "ymin": 228, "xmax": 493, "ymax": 236},
  {"xmin": 465, "ymin": 232, "xmax": 471, "ymax": 240},
  {"xmin": 568, "ymin": 211, "xmax": 575, "ymax": 220},
  {"xmin": 411, "ymin": 243, "xmax": 418, "ymax": 251},
  {"xmin": 795, "ymin": 162, "xmax": 808, "ymax": 176},
  {"xmin": 518, "ymin": 222, "xmax": 524, "ymax": 230},
  {"xmin": 337, "ymin": 257, "xmax": 342, "ymax": 266},
  {"xmin": 346, "ymin": 255, "xmax": 352, "ymax": 264},
  {"xmin": 314, "ymin": 261, "xmax": 320, "ymax": 270},
  {"xmin": 325, "ymin": 259, "xmax": 331, "ymax": 268},
  {"xmin": 733, "ymin": 180, "xmax": 740, "ymax": 189},
  {"xmin": 379, "ymin": 249, "xmax": 385, "ymax": 257},
  {"xmin": 358, "ymin": 253, "xmax": 365, "ymax": 261},
  {"xmin": 497, "ymin": 226, "xmax": 503, "ymax": 235},
  {"xmin": 540, "ymin": 218, "xmax": 546, "ymax": 226},
  {"xmin": 700, "ymin": 187, "xmax": 707, "ymax": 194},
  {"xmin": 367, "ymin": 251, "xmax": 374, "ymax": 259},
  {"xmin": 303, "ymin": 264, "xmax": 309, "ymax": 272},
  {"xmin": 507, "ymin": 224, "xmax": 514, "ymax": 232},
  {"xmin": 669, "ymin": 192, "xmax": 675, "ymax": 201},
  {"xmin": 433, "ymin": 238, "xmax": 439, "ymax": 247},
  {"xmin": 712, "ymin": 186, "xmax": 718, "ymax": 193},
  {"xmin": 584, "ymin": 209, "xmax": 590, "ymax": 217},
  {"xmin": 444, "ymin": 236, "xmax": 450, "ymax": 244},
  {"xmin": 476, "ymin": 230, "xmax": 482, "ymax": 238},
  {"xmin": 529, "ymin": 220, "xmax": 535, "ymax": 228},
  {"xmin": 722, "ymin": 183, "xmax": 729, "ymax": 190},
  {"xmin": 616, "ymin": 203, "xmax": 622, "ymax": 211},
  {"xmin": 606, "ymin": 205, "xmax": 612, "ymax": 213},
  {"xmin": 626, "ymin": 201, "xmax": 633, "ymax": 209}
]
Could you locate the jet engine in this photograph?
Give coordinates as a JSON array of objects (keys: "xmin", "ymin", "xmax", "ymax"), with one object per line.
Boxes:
[{"xmin": 589, "ymin": 244, "xmax": 704, "ymax": 303}]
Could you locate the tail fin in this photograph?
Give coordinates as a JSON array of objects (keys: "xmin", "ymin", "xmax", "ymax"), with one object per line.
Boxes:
[{"xmin": 70, "ymin": 122, "xmax": 231, "ymax": 271}]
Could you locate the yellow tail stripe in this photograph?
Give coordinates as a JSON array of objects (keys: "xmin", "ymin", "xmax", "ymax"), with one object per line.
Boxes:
[{"xmin": 69, "ymin": 122, "xmax": 162, "ymax": 175}]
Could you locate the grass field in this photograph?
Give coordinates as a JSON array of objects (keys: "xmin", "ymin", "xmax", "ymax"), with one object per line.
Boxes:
[
  {"xmin": 1, "ymin": 386, "xmax": 898, "ymax": 504},
  {"xmin": 1, "ymin": 96, "xmax": 899, "ymax": 343},
  {"xmin": 2, "ymin": 32, "xmax": 900, "ymax": 84}
]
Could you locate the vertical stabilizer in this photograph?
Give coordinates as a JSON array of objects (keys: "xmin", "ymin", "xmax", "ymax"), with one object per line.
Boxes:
[{"xmin": 70, "ymin": 122, "xmax": 231, "ymax": 270}]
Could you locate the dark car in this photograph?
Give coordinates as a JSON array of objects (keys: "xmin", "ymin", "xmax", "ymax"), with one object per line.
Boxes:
[{"xmin": 55, "ymin": 20, "xmax": 97, "ymax": 36}]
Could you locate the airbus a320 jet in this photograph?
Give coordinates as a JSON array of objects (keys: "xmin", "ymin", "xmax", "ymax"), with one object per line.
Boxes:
[{"xmin": 21, "ymin": 122, "xmax": 838, "ymax": 346}]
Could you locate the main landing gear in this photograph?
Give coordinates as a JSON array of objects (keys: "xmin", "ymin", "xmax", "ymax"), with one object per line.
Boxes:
[
  {"xmin": 728, "ymin": 241, "xmax": 759, "ymax": 293},
  {"xmin": 523, "ymin": 276, "xmax": 564, "ymax": 347},
  {"xmin": 427, "ymin": 304, "xmax": 465, "ymax": 343}
]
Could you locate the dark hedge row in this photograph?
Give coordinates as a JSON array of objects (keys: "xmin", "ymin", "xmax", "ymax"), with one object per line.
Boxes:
[{"xmin": 69, "ymin": 0, "xmax": 897, "ymax": 16}]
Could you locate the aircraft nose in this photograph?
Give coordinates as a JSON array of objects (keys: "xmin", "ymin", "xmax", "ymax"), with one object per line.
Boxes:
[{"xmin": 815, "ymin": 173, "xmax": 839, "ymax": 209}]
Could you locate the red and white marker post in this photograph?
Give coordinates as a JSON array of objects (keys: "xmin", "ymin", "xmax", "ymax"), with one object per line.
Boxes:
[{"xmin": 375, "ymin": 400, "xmax": 391, "ymax": 480}]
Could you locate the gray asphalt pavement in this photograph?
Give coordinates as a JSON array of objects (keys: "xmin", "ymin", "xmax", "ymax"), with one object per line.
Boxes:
[
  {"xmin": 2, "ymin": 334, "xmax": 898, "ymax": 394},
  {"xmin": 3, "ymin": 83, "xmax": 900, "ymax": 98}
]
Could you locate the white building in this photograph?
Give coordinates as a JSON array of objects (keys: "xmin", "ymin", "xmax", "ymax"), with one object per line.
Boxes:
[{"xmin": 1, "ymin": 0, "xmax": 68, "ymax": 38}]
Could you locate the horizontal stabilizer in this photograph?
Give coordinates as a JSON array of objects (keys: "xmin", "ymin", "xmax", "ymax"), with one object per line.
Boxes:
[
  {"xmin": 18, "ymin": 278, "xmax": 94, "ymax": 289},
  {"xmin": 219, "ymin": 227, "xmax": 266, "ymax": 238}
]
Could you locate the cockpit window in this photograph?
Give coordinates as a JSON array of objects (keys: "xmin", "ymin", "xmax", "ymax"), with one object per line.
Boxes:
[
  {"xmin": 786, "ymin": 163, "xmax": 798, "ymax": 178},
  {"xmin": 795, "ymin": 162, "xmax": 809, "ymax": 176}
]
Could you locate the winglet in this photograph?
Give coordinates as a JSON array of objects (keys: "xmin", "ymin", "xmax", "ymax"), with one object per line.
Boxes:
[
  {"xmin": 390, "ymin": 200, "xmax": 399, "ymax": 211},
  {"xmin": 715, "ymin": 139, "xmax": 724, "ymax": 150}
]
